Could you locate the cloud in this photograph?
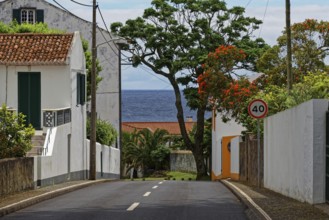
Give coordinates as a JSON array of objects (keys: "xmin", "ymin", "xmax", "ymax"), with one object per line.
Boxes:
[{"xmin": 247, "ymin": 5, "xmax": 329, "ymax": 45}]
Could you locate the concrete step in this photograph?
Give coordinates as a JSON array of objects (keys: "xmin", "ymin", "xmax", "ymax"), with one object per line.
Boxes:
[
  {"xmin": 27, "ymin": 133, "xmax": 46, "ymax": 156},
  {"xmin": 26, "ymin": 146, "xmax": 43, "ymax": 157}
]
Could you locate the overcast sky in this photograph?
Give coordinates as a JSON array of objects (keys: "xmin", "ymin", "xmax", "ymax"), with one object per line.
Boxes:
[{"xmin": 46, "ymin": 0, "xmax": 329, "ymax": 90}]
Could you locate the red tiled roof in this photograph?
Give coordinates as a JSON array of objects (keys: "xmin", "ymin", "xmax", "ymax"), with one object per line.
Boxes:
[
  {"xmin": 0, "ymin": 33, "xmax": 74, "ymax": 65},
  {"xmin": 122, "ymin": 122, "xmax": 195, "ymax": 135}
]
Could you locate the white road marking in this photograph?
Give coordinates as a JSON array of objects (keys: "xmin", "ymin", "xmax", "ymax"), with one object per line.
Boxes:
[
  {"xmin": 152, "ymin": 185, "xmax": 158, "ymax": 189},
  {"xmin": 159, "ymin": 181, "xmax": 163, "ymax": 184},
  {"xmin": 127, "ymin": 202, "xmax": 140, "ymax": 211},
  {"xmin": 143, "ymin": 192, "xmax": 151, "ymax": 197}
]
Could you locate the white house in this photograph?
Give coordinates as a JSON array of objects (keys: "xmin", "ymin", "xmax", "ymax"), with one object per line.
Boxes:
[
  {"xmin": 0, "ymin": 0, "xmax": 123, "ymax": 149},
  {"xmin": 0, "ymin": 32, "xmax": 120, "ymax": 186},
  {"xmin": 211, "ymin": 111, "xmax": 245, "ymax": 180},
  {"xmin": 0, "ymin": 32, "xmax": 87, "ymax": 184}
]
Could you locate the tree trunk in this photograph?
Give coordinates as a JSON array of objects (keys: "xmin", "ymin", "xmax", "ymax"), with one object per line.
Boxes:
[{"xmin": 169, "ymin": 76, "xmax": 208, "ymax": 180}]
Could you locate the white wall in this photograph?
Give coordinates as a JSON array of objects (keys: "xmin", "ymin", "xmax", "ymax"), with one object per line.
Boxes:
[
  {"xmin": 69, "ymin": 32, "xmax": 87, "ymax": 174},
  {"xmin": 87, "ymin": 140, "xmax": 121, "ymax": 177},
  {"xmin": 212, "ymin": 112, "xmax": 245, "ymax": 178},
  {"xmin": 0, "ymin": 66, "xmax": 6, "ymax": 106},
  {"xmin": 0, "ymin": 65, "xmax": 71, "ymax": 127},
  {"xmin": 34, "ymin": 124, "xmax": 71, "ymax": 182},
  {"xmin": 230, "ymin": 136, "xmax": 240, "ymax": 175},
  {"xmin": 264, "ymin": 99, "xmax": 328, "ymax": 204}
]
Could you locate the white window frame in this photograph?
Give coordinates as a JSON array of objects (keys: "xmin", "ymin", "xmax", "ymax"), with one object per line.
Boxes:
[{"xmin": 21, "ymin": 9, "xmax": 36, "ymax": 24}]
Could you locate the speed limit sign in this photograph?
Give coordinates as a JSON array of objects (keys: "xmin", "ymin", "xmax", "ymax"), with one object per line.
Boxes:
[{"xmin": 248, "ymin": 99, "xmax": 268, "ymax": 119}]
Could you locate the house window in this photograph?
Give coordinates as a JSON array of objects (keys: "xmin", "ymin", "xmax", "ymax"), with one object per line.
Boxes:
[
  {"xmin": 13, "ymin": 9, "xmax": 44, "ymax": 24},
  {"xmin": 21, "ymin": 9, "xmax": 35, "ymax": 24},
  {"xmin": 77, "ymin": 73, "xmax": 86, "ymax": 106}
]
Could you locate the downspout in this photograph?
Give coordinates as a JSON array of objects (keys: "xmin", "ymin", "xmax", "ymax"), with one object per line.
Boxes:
[{"xmin": 5, "ymin": 65, "xmax": 8, "ymax": 105}]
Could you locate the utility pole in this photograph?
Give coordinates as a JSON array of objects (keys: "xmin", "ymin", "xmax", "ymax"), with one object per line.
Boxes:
[
  {"xmin": 89, "ymin": 0, "xmax": 97, "ymax": 180},
  {"xmin": 286, "ymin": 0, "xmax": 293, "ymax": 92}
]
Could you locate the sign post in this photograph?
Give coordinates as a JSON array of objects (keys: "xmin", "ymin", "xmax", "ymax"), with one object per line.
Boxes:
[{"xmin": 248, "ymin": 99, "xmax": 268, "ymax": 187}]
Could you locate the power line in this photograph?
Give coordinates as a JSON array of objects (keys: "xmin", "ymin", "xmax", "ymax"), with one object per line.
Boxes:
[
  {"xmin": 245, "ymin": 0, "xmax": 253, "ymax": 9},
  {"xmin": 97, "ymin": 6, "xmax": 131, "ymax": 59},
  {"xmin": 139, "ymin": 66, "xmax": 171, "ymax": 86},
  {"xmin": 70, "ymin": 0, "xmax": 93, "ymax": 7},
  {"xmin": 52, "ymin": 0, "xmax": 70, "ymax": 11},
  {"xmin": 98, "ymin": 26, "xmax": 120, "ymax": 57},
  {"xmin": 258, "ymin": 0, "xmax": 270, "ymax": 38}
]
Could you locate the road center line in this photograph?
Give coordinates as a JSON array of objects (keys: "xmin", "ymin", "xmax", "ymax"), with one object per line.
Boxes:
[
  {"xmin": 127, "ymin": 202, "xmax": 140, "ymax": 211},
  {"xmin": 152, "ymin": 185, "xmax": 158, "ymax": 189},
  {"xmin": 143, "ymin": 192, "xmax": 151, "ymax": 197}
]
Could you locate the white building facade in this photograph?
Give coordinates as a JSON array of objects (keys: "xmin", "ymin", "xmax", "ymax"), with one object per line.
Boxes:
[{"xmin": 0, "ymin": 0, "xmax": 122, "ymax": 149}]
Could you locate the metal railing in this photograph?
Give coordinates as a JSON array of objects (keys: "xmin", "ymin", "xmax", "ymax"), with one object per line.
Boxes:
[{"xmin": 42, "ymin": 127, "xmax": 53, "ymax": 156}]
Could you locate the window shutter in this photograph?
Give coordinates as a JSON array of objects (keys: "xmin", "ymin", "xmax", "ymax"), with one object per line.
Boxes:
[
  {"xmin": 80, "ymin": 74, "xmax": 86, "ymax": 105},
  {"xmin": 36, "ymin": 10, "xmax": 44, "ymax": 23},
  {"xmin": 77, "ymin": 73, "xmax": 81, "ymax": 105},
  {"xmin": 77, "ymin": 73, "xmax": 86, "ymax": 105},
  {"xmin": 12, "ymin": 9, "xmax": 21, "ymax": 24}
]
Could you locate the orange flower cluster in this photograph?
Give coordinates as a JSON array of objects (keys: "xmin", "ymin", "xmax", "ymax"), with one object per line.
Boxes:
[
  {"xmin": 207, "ymin": 45, "xmax": 246, "ymax": 67},
  {"xmin": 197, "ymin": 72, "xmax": 209, "ymax": 95},
  {"xmin": 221, "ymin": 79, "xmax": 258, "ymax": 109},
  {"xmin": 292, "ymin": 19, "xmax": 329, "ymax": 34},
  {"xmin": 197, "ymin": 45, "xmax": 247, "ymax": 97}
]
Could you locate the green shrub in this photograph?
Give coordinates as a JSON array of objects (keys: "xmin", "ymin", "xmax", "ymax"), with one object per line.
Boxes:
[
  {"xmin": 87, "ymin": 118, "xmax": 118, "ymax": 146},
  {"xmin": 0, "ymin": 104, "xmax": 35, "ymax": 159}
]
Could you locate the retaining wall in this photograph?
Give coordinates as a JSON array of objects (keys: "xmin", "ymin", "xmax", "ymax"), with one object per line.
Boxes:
[
  {"xmin": 0, "ymin": 157, "xmax": 34, "ymax": 196},
  {"xmin": 170, "ymin": 150, "xmax": 196, "ymax": 173}
]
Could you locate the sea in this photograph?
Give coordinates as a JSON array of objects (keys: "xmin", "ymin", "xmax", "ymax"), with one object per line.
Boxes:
[{"xmin": 122, "ymin": 90, "xmax": 211, "ymax": 122}]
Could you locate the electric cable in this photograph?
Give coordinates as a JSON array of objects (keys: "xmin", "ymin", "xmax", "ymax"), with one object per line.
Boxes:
[
  {"xmin": 258, "ymin": 0, "xmax": 270, "ymax": 38},
  {"xmin": 70, "ymin": 0, "xmax": 93, "ymax": 7}
]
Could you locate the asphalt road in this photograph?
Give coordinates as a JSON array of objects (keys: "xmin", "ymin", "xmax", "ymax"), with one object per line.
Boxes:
[{"xmin": 2, "ymin": 181, "xmax": 248, "ymax": 220}]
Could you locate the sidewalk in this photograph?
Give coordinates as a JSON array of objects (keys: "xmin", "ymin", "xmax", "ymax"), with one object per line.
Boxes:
[
  {"xmin": 222, "ymin": 179, "xmax": 329, "ymax": 220},
  {"xmin": 0, "ymin": 179, "xmax": 114, "ymax": 217},
  {"xmin": 1, "ymin": 179, "xmax": 329, "ymax": 219}
]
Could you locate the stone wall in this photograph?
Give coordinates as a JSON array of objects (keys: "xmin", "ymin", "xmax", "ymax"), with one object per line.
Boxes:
[
  {"xmin": 0, "ymin": 157, "xmax": 34, "ymax": 196},
  {"xmin": 170, "ymin": 150, "xmax": 196, "ymax": 173}
]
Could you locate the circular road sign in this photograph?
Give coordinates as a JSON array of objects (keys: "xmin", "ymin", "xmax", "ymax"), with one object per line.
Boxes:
[{"xmin": 248, "ymin": 99, "xmax": 268, "ymax": 119}]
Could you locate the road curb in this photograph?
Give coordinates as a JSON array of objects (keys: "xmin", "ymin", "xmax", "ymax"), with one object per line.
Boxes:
[
  {"xmin": 220, "ymin": 179, "xmax": 272, "ymax": 220},
  {"xmin": 0, "ymin": 179, "xmax": 117, "ymax": 217}
]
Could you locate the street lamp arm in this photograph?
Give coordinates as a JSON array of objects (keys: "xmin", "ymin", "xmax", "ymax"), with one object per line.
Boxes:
[{"xmin": 96, "ymin": 37, "xmax": 127, "ymax": 48}]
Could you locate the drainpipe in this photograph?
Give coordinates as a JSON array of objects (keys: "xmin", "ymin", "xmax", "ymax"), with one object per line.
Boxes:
[{"xmin": 5, "ymin": 65, "xmax": 8, "ymax": 105}]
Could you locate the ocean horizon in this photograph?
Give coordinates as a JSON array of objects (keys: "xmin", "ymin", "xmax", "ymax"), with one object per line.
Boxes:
[{"xmin": 122, "ymin": 90, "xmax": 211, "ymax": 122}]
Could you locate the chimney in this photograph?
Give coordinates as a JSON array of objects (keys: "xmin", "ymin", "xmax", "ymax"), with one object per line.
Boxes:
[{"xmin": 186, "ymin": 116, "xmax": 193, "ymax": 122}]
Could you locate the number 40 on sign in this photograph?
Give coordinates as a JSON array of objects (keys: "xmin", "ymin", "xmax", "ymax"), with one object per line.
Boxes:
[{"xmin": 248, "ymin": 99, "xmax": 268, "ymax": 119}]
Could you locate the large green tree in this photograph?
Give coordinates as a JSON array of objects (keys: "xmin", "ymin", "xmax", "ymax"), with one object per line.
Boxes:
[{"xmin": 111, "ymin": 0, "xmax": 266, "ymax": 179}]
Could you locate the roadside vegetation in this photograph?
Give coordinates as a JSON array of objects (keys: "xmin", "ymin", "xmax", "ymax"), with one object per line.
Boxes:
[
  {"xmin": 87, "ymin": 118, "xmax": 118, "ymax": 146},
  {"xmin": 122, "ymin": 121, "xmax": 212, "ymax": 179},
  {"xmin": 122, "ymin": 128, "xmax": 170, "ymax": 177},
  {"xmin": 0, "ymin": 105, "xmax": 35, "ymax": 159},
  {"xmin": 197, "ymin": 19, "xmax": 329, "ymax": 134}
]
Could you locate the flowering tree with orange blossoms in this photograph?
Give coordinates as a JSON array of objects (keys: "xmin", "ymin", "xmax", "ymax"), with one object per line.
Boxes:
[{"xmin": 197, "ymin": 45, "xmax": 259, "ymax": 126}]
